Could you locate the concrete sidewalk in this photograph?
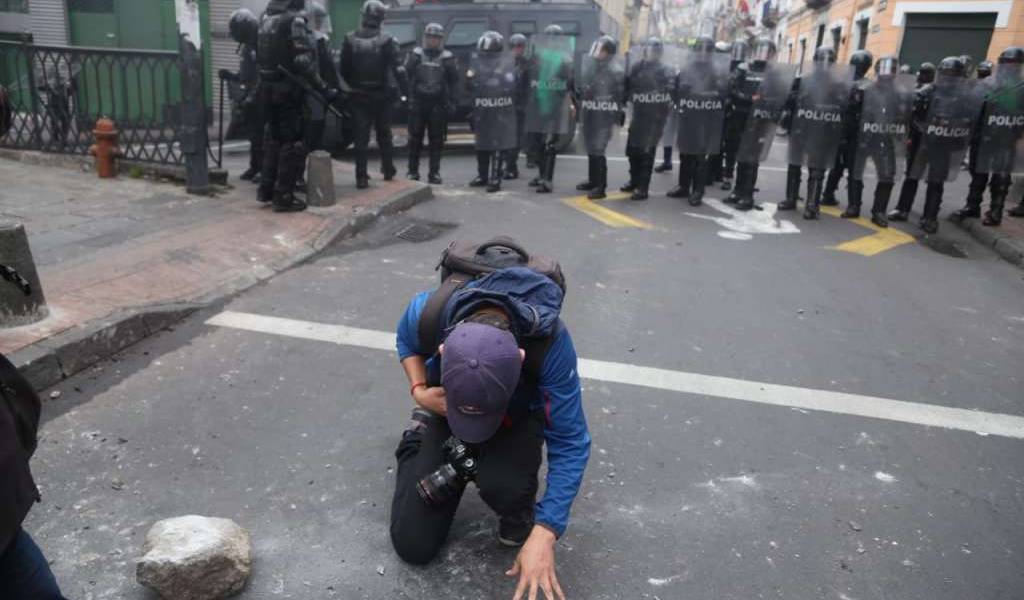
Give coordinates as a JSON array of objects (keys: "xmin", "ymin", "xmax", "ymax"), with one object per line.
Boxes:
[
  {"xmin": 949, "ymin": 211, "xmax": 1024, "ymax": 268},
  {"xmin": 0, "ymin": 153, "xmax": 431, "ymax": 389}
]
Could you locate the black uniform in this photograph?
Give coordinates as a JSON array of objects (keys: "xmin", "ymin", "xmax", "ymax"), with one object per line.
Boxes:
[
  {"xmin": 257, "ymin": 0, "xmax": 331, "ymax": 211},
  {"xmin": 305, "ymin": 30, "xmax": 342, "ymax": 153},
  {"xmin": 503, "ymin": 52, "xmax": 529, "ymax": 178},
  {"xmin": 237, "ymin": 43, "xmax": 264, "ymax": 179},
  {"xmin": 623, "ymin": 59, "xmax": 675, "ymax": 199},
  {"xmin": 405, "ymin": 47, "xmax": 458, "ymax": 181},
  {"xmin": 719, "ymin": 65, "xmax": 748, "ymax": 191},
  {"xmin": 821, "ymin": 80, "xmax": 867, "ymax": 206},
  {"xmin": 667, "ymin": 52, "xmax": 728, "ymax": 206},
  {"xmin": 340, "ymin": 23, "xmax": 407, "ymax": 187}
]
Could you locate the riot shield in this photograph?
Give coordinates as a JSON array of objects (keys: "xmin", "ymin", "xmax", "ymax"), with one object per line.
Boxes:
[
  {"xmin": 659, "ymin": 45, "xmax": 684, "ymax": 147},
  {"xmin": 674, "ymin": 50, "xmax": 730, "ymax": 155},
  {"xmin": 736, "ymin": 63, "xmax": 797, "ymax": 164},
  {"xmin": 910, "ymin": 77, "xmax": 983, "ymax": 183},
  {"xmin": 787, "ymin": 64, "xmax": 853, "ymax": 170},
  {"xmin": 624, "ymin": 45, "xmax": 676, "ymax": 148},
  {"xmin": 469, "ymin": 51, "xmax": 519, "ymax": 152},
  {"xmin": 578, "ymin": 54, "xmax": 626, "ymax": 155},
  {"xmin": 852, "ymin": 74, "xmax": 915, "ymax": 182},
  {"xmin": 524, "ymin": 34, "xmax": 575, "ymax": 136},
  {"xmin": 974, "ymin": 61, "xmax": 1024, "ymax": 176}
]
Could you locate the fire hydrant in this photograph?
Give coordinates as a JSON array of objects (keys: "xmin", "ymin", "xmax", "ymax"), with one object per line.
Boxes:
[{"xmin": 89, "ymin": 117, "xmax": 120, "ymax": 178}]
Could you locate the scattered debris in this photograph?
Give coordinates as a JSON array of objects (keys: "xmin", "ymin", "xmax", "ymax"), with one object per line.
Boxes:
[
  {"xmin": 849, "ymin": 521, "xmax": 862, "ymax": 532},
  {"xmin": 874, "ymin": 471, "xmax": 897, "ymax": 483},
  {"xmin": 376, "ymin": 565, "xmax": 386, "ymax": 576},
  {"xmin": 49, "ymin": 390, "xmax": 62, "ymax": 400},
  {"xmin": 111, "ymin": 478, "xmax": 125, "ymax": 491}
]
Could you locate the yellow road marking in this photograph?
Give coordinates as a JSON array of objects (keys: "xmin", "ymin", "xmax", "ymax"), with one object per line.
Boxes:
[
  {"xmin": 561, "ymin": 195, "xmax": 654, "ymax": 229},
  {"xmin": 820, "ymin": 205, "xmax": 916, "ymax": 256}
]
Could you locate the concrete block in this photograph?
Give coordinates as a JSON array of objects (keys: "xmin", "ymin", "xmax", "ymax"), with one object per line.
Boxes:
[
  {"xmin": 306, "ymin": 151, "xmax": 335, "ymax": 207},
  {"xmin": 0, "ymin": 221, "xmax": 48, "ymax": 327}
]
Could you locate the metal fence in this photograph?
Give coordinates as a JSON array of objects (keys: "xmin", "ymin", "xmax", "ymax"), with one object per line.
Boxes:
[{"xmin": 0, "ymin": 40, "xmax": 219, "ymax": 170}]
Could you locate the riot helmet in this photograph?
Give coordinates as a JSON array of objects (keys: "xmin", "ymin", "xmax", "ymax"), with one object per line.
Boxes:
[
  {"xmin": 692, "ymin": 36, "xmax": 715, "ymax": 57},
  {"xmin": 477, "ymin": 30, "xmax": 504, "ymax": 54},
  {"xmin": 995, "ymin": 47, "xmax": 1024, "ymax": 83},
  {"xmin": 849, "ymin": 49, "xmax": 873, "ymax": 80},
  {"xmin": 361, "ymin": 0, "xmax": 387, "ymax": 29},
  {"xmin": 812, "ymin": 46, "xmax": 836, "ymax": 66},
  {"xmin": 959, "ymin": 54, "xmax": 976, "ymax": 77},
  {"xmin": 310, "ymin": 2, "xmax": 331, "ymax": 36},
  {"xmin": 937, "ymin": 56, "xmax": 966, "ymax": 79},
  {"xmin": 899, "ymin": 64, "xmax": 912, "ymax": 74},
  {"xmin": 998, "ymin": 46, "xmax": 1024, "ymax": 64},
  {"xmin": 976, "ymin": 60, "xmax": 992, "ymax": 79},
  {"xmin": 645, "ymin": 37, "xmax": 664, "ymax": 63},
  {"xmin": 731, "ymin": 39, "xmax": 750, "ymax": 63},
  {"xmin": 874, "ymin": 56, "xmax": 899, "ymax": 78},
  {"xmin": 543, "ymin": 24, "xmax": 564, "ymax": 36},
  {"xmin": 423, "ymin": 22, "xmax": 444, "ymax": 51},
  {"xmin": 750, "ymin": 37, "xmax": 776, "ymax": 66},
  {"xmin": 715, "ymin": 41, "xmax": 732, "ymax": 54},
  {"xmin": 589, "ymin": 35, "xmax": 618, "ymax": 61},
  {"xmin": 916, "ymin": 62, "xmax": 935, "ymax": 85},
  {"xmin": 228, "ymin": 8, "xmax": 258, "ymax": 46},
  {"xmin": 509, "ymin": 33, "xmax": 527, "ymax": 57}
]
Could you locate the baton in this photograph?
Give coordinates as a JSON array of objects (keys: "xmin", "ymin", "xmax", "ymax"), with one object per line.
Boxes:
[{"xmin": 275, "ymin": 66, "xmax": 346, "ymax": 120}]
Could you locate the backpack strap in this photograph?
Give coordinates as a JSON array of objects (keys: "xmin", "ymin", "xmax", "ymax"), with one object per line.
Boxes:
[
  {"xmin": 417, "ymin": 273, "xmax": 472, "ymax": 359},
  {"xmin": 519, "ymin": 335, "xmax": 556, "ymax": 391}
]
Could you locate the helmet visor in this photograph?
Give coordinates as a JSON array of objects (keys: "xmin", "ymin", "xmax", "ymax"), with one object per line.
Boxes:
[
  {"xmin": 424, "ymin": 32, "xmax": 444, "ymax": 50},
  {"xmin": 876, "ymin": 58, "xmax": 898, "ymax": 77}
]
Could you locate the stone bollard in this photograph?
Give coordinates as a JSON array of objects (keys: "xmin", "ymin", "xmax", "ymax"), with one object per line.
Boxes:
[
  {"xmin": 306, "ymin": 150, "xmax": 336, "ymax": 207},
  {"xmin": 137, "ymin": 515, "xmax": 252, "ymax": 600},
  {"xmin": 1, "ymin": 221, "xmax": 47, "ymax": 328}
]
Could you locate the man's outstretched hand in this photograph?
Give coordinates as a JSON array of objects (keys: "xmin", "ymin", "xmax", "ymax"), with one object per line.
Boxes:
[{"xmin": 506, "ymin": 526, "xmax": 565, "ymax": 600}]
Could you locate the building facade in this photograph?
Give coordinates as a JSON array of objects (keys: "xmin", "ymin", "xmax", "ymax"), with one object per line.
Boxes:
[{"xmin": 781, "ymin": 0, "xmax": 1024, "ymax": 72}]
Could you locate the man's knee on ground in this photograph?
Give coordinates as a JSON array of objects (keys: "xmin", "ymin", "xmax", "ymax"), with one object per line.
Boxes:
[{"xmin": 390, "ymin": 524, "xmax": 442, "ymax": 565}]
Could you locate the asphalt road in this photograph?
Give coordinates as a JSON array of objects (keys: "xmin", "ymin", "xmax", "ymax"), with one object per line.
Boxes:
[{"xmin": 26, "ymin": 131, "xmax": 1024, "ymax": 600}]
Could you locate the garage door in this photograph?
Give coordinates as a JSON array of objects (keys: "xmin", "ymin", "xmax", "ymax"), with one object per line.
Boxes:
[{"xmin": 899, "ymin": 12, "xmax": 996, "ymax": 72}]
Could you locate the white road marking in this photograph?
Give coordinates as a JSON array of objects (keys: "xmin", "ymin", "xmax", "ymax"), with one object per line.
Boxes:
[
  {"xmin": 685, "ymin": 197, "xmax": 800, "ymax": 240},
  {"xmin": 205, "ymin": 310, "xmax": 1024, "ymax": 440},
  {"xmin": 560, "ymin": 154, "xmax": 794, "ymax": 173}
]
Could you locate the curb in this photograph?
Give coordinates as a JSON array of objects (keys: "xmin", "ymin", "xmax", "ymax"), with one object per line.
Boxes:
[
  {"xmin": 8, "ymin": 182, "xmax": 433, "ymax": 390},
  {"xmin": 949, "ymin": 216, "xmax": 1024, "ymax": 268}
]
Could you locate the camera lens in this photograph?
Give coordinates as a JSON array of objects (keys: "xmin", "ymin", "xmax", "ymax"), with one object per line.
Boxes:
[{"xmin": 416, "ymin": 463, "xmax": 464, "ymax": 507}]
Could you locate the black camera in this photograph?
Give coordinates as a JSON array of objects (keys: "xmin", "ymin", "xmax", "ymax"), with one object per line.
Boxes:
[{"xmin": 416, "ymin": 436, "xmax": 478, "ymax": 507}]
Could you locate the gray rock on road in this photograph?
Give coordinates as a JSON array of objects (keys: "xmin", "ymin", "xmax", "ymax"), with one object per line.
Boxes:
[{"xmin": 136, "ymin": 515, "xmax": 252, "ymax": 600}]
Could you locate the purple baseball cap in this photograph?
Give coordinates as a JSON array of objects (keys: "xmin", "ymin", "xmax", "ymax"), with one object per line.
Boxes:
[{"xmin": 441, "ymin": 322, "xmax": 523, "ymax": 443}]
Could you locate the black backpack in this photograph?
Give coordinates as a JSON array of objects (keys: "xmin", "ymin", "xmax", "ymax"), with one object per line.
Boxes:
[
  {"xmin": 0, "ymin": 352, "xmax": 42, "ymax": 552},
  {"xmin": 0, "ymin": 354, "xmax": 39, "ymax": 458},
  {"xmin": 417, "ymin": 236, "xmax": 566, "ymax": 387}
]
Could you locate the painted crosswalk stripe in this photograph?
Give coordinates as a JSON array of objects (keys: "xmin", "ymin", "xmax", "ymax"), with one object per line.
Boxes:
[{"xmin": 206, "ymin": 310, "xmax": 1024, "ymax": 440}]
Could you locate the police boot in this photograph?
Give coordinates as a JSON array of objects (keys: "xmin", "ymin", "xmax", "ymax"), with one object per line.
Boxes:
[
  {"xmin": 654, "ymin": 147, "xmax": 672, "ymax": 172},
  {"xmin": 841, "ymin": 180, "xmax": 864, "ymax": 219},
  {"xmin": 272, "ymin": 143, "xmax": 308, "ymax": 213},
  {"xmin": 588, "ymin": 157, "xmax": 607, "ymax": 200},
  {"xmin": 870, "ymin": 182, "xmax": 894, "ymax": 227},
  {"xmin": 504, "ymin": 154, "xmax": 519, "ymax": 180},
  {"xmin": 778, "ymin": 165, "xmax": 801, "ymax": 211},
  {"xmin": 621, "ymin": 155, "xmax": 637, "ymax": 192},
  {"xmin": 536, "ymin": 152, "xmax": 555, "ymax": 194},
  {"xmin": 803, "ymin": 174, "xmax": 823, "ymax": 220},
  {"xmin": 821, "ymin": 166, "xmax": 842, "ymax": 206},
  {"xmin": 919, "ymin": 183, "xmax": 943, "ymax": 234},
  {"xmin": 889, "ymin": 178, "xmax": 918, "ymax": 221},
  {"xmin": 576, "ymin": 157, "xmax": 595, "ymax": 191},
  {"xmin": 667, "ymin": 158, "xmax": 689, "ymax": 198},
  {"xmin": 407, "ymin": 147, "xmax": 421, "ymax": 181},
  {"xmin": 983, "ymin": 192, "xmax": 1005, "ymax": 227},
  {"xmin": 689, "ymin": 160, "xmax": 705, "ymax": 207},
  {"xmin": 470, "ymin": 152, "xmax": 489, "ymax": 187},
  {"xmin": 258, "ymin": 140, "xmax": 281, "ymax": 203},
  {"xmin": 487, "ymin": 154, "xmax": 503, "ymax": 193},
  {"xmin": 241, "ymin": 166, "xmax": 260, "ymax": 182},
  {"xmin": 1009, "ymin": 199, "xmax": 1024, "ymax": 217},
  {"xmin": 428, "ymin": 145, "xmax": 443, "ymax": 184},
  {"xmin": 951, "ymin": 192, "xmax": 984, "ymax": 222}
]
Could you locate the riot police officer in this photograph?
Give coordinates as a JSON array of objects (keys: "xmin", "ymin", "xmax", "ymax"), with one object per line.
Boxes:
[
  {"xmin": 917, "ymin": 62, "xmax": 936, "ymax": 87},
  {"xmin": 822, "ymin": 49, "xmax": 873, "ymax": 209},
  {"xmin": 706, "ymin": 39, "xmax": 733, "ymax": 184},
  {"xmin": 305, "ymin": 2, "xmax": 341, "ymax": 154},
  {"xmin": 847, "ymin": 56, "xmax": 914, "ymax": 226},
  {"xmin": 780, "ymin": 46, "xmax": 851, "ymax": 219},
  {"xmin": 575, "ymin": 35, "xmax": 625, "ymax": 200},
  {"xmin": 731, "ymin": 37, "xmax": 792, "ymax": 211},
  {"xmin": 951, "ymin": 47, "xmax": 1024, "ymax": 226},
  {"xmin": 467, "ymin": 31, "xmax": 518, "ymax": 192},
  {"xmin": 719, "ymin": 39, "xmax": 750, "ymax": 194},
  {"xmin": 523, "ymin": 24, "xmax": 575, "ymax": 194},
  {"xmin": 666, "ymin": 35, "xmax": 728, "ymax": 206},
  {"xmin": 889, "ymin": 56, "xmax": 980, "ymax": 233},
  {"xmin": 226, "ymin": 8, "xmax": 262, "ymax": 183},
  {"xmin": 257, "ymin": 0, "xmax": 336, "ymax": 212},
  {"xmin": 503, "ymin": 33, "xmax": 529, "ymax": 180},
  {"xmin": 621, "ymin": 37, "xmax": 675, "ymax": 201},
  {"xmin": 340, "ymin": 0, "xmax": 408, "ymax": 189},
  {"xmin": 405, "ymin": 23, "xmax": 458, "ymax": 184}
]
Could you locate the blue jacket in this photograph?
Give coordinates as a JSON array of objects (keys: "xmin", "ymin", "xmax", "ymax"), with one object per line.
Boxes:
[{"xmin": 396, "ymin": 267, "xmax": 590, "ymax": 537}]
